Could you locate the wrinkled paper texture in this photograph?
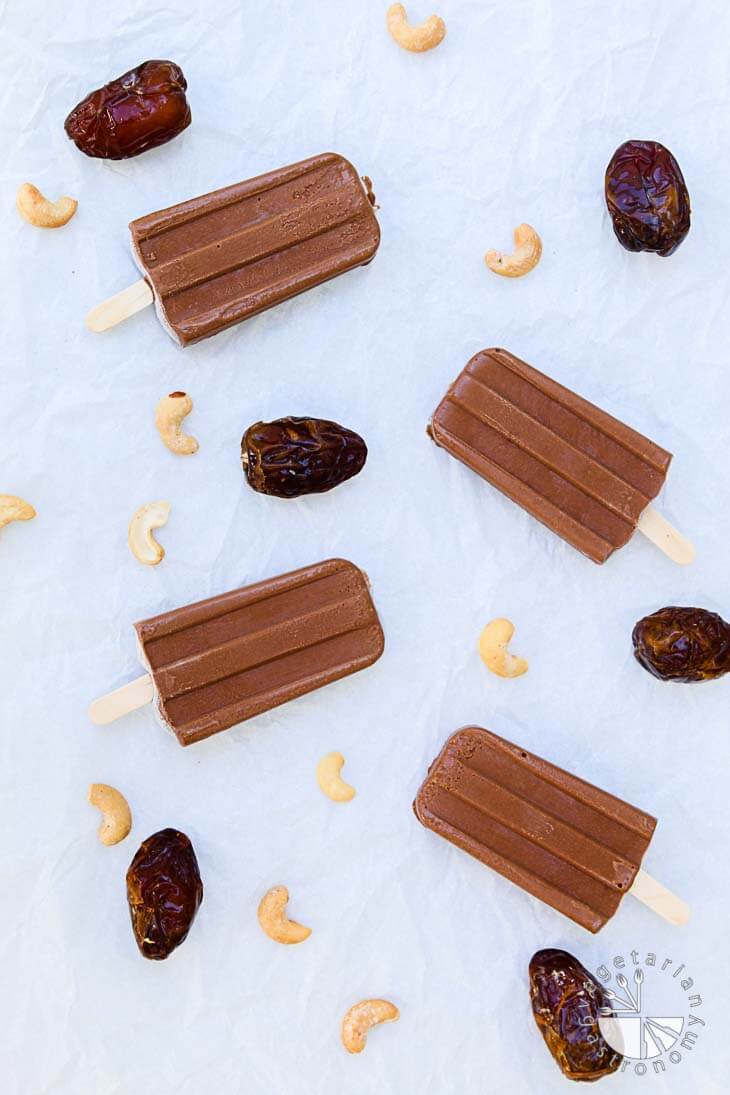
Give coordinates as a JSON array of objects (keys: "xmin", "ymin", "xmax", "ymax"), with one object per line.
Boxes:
[{"xmin": 1, "ymin": 0, "xmax": 728, "ymax": 1091}]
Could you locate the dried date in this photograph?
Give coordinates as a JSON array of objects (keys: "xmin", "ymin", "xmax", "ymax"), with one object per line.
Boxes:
[
  {"xmin": 632, "ymin": 606, "xmax": 730, "ymax": 682},
  {"xmin": 126, "ymin": 829, "xmax": 203, "ymax": 960},
  {"xmin": 529, "ymin": 949, "xmax": 622, "ymax": 1083},
  {"xmin": 64, "ymin": 60, "xmax": 191, "ymax": 160},
  {"xmin": 242, "ymin": 417, "xmax": 367, "ymax": 498},
  {"xmin": 605, "ymin": 140, "xmax": 690, "ymax": 256}
]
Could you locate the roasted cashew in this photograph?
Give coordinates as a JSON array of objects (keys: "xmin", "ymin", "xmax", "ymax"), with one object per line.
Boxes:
[
  {"xmin": 341, "ymin": 999, "xmax": 400, "ymax": 1054},
  {"xmin": 257, "ymin": 885, "xmax": 312, "ymax": 944},
  {"xmin": 0, "ymin": 494, "xmax": 36, "ymax": 532},
  {"xmin": 479, "ymin": 618, "xmax": 528, "ymax": 678},
  {"xmin": 485, "ymin": 224, "xmax": 542, "ymax": 278},
  {"xmin": 128, "ymin": 501, "xmax": 170, "ymax": 566},
  {"xmin": 386, "ymin": 4, "xmax": 446, "ymax": 52},
  {"xmin": 17, "ymin": 183, "xmax": 77, "ymax": 228},
  {"xmin": 316, "ymin": 752, "xmax": 356, "ymax": 802},
  {"xmin": 88, "ymin": 783, "xmax": 132, "ymax": 846},
  {"xmin": 155, "ymin": 392, "xmax": 199, "ymax": 455}
]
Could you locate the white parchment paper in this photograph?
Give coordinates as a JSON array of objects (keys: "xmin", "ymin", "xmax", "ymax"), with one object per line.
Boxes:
[{"xmin": 2, "ymin": 1, "xmax": 729, "ymax": 1091}]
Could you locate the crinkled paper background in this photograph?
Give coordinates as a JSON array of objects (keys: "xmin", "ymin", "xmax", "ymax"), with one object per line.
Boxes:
[{"xmin": 2, "ymin": 1, "xmax": 729, "ymax": 1091}]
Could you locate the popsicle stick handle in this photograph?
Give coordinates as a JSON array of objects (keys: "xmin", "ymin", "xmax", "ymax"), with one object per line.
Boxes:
[
  {"xmin": 629, "ymin": 868, "xmax": 690, "ymax": 926},
  {"xmin": 85, "ymin": 279, "xmax": 153, "ymax": 333},
  {"xmin": 637, "ymin": 506, "xmax": 695, "ymax": 565},
  {"xmin": 89, "ymin": 674, "xmax": 154, "ymax": 725}
]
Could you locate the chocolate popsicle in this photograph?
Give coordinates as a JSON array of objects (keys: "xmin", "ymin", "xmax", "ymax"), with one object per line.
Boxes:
[
  {"xmin": 86, "ymin": 153, "xmax": 380, "ymax": 344},
  {"xmin": 429, "ymin": 348, "xmax": 693, "ymax": 564},
  {"xmin": 89, "ymin": 559, "xmax": 384, "ymax": 746},
  {"xmin": 414, "ymin": 727, "xmax": 688, "ymax": 932}
]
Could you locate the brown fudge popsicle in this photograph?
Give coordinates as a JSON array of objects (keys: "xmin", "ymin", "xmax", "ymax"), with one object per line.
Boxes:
[
  {"xmin": 414, "ymin": 727, "xmax": 657, "ymax": 932},
  {"xmin": 429, "ymin": 348, "xmax": 672, "ymax": 563},
  {"xmin": 135, "ymin": 558, "xmax": 384, "ymax": 746},
  {"xmin": 129, "ymin": 152, "xmax": 380, "ymax": 345}
]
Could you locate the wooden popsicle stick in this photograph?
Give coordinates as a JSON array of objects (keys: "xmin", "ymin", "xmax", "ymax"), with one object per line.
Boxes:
[
  {"xmin": 637, "ymin": 505, "xmax": 695, "ymax": 565},
  {"xmin": 629, "ymin": 868, "xmax": 690, "ymax": 926},
  {"xmin": 89, "ymin": 674, "xmax": 154, "ymax": 725},
  {"xmin": 85, "ymin": 279, "xmax": 154, "ymax": 333}
]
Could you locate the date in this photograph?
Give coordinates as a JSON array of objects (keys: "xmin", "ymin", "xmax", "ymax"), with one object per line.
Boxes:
[
  {"xmin": 529, "ymin": 949, "xmax": 622, "ymax": 1083},
  {"xmin": 64, "ymin": 60, "xmax": 191, "ymax": 160},
  {"xmin": 632, "ymin": 606, "xmax": 730, "ymax": 682},
  {"xmin": 126, "ymin": 829, "xmax": 203, "ymax": 960},
  {"xmin": 242, "ymin": 417, "xmax": 367, "ymax": 498},
  {"xmin": 605, "ymin": 140, "xmax": 690, "ymax": 256}
]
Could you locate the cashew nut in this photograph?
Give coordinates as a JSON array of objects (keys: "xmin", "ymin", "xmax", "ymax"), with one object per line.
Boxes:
[
  {"xmin": 0, "ymin": 494, "xmax": 36, "ymax": 532},
  {"xmin": 479, "ymin": 618, "xmax": 528, "ymax": 678},
  {"xmin": 257, "ymin": 885, "xmax": 312, "ymax": 944},
  {"xmin": 386, "ymin": 4, "xmax": 446, "ymax": 52},
  {"xmin": 88, "ymin": 783, "xmax": 132, "ymax": 846},
  {"xmin": 155, "ymin": 392, "xmax": 199, "ymax": 455},
  {"xmin": 316, "ymin": 752, "xmax": 356, "ymax": 802},
  {"xmin": 128, "ymin": 501, "xmax": 170, "ymax": 566},
  {"xmin": 485, "ymin": 224, "xmax": 542, "ymax": 278},
  {"xmin": 341, "ymin": 999, "xmax": 400, "ymax": 1054},
  {"xmin": 17, "ymin": 183, "xmax": 77, "ymax": 228}
]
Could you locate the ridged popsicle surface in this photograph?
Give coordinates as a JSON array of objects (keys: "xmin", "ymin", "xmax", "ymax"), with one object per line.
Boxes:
[
  {"xmin": 414, "ymin": 727, "xmax": 657, "ymax": 932},
  {"xmin": 129, "ymin": 153, "xmax": 380, "ymax": 345},
  {"xmin": 429, "ymin": 348, "xmax": 672, "ymax": 563},
  {"xmin": 135, "ymin": 559, "xmax": 384, "ymax": 746}
]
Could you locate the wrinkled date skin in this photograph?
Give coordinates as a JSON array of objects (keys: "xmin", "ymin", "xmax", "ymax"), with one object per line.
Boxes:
[
  {"xmin": 242, "ymin": 417, "xmax": 367, "ymax": 498},
  {"xmin": 126, "ymin": 829, "xmax": 203, "ymax": 960},
  {"xmin": 64, "ymin": 60, "xmax": 191, "ymax": 159},
  {"xmin": 633, "ymin": 606, "xmax": 730, "ymax": 682},
  {"xmin": 529, "ymin": 949, "xmax": 622, "ymax": 1083},
  {"xmin": 605, "ymin": 140, "xmax": 690, "ymax": 256}
]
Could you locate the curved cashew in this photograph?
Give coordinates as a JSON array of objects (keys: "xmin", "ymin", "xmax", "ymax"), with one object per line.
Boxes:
[
  {"xmin": 386, "ymin": 4, "xmax": 446, "ymax": 52},
  {"xmin": 316, "ymin": 751, "xmax": 356, "ymax": 802},
  {"xmin": 17, "ymin": 183, "xmax": 77, "ymax": 228},
  {"xmin": 88, "ymin": 783, "xmax": 132, "ymax": 846},
  {"xmin": 479, "ymin": 618, "xmax": 528, "ymax": 678},
  {"xmin": 485, "ymin": 224, "xmax": 542, "ymax": 278},
  {"xmin": 155, "ymin": 392, "xmax": 199, "ymax": 455},
  {"xmin": 257, "ymin": 885, "xmax": 312, "ymax": 944},
  {"xmin": 0, "ymin": 494, "xmax": 36, "ymax": 532},
  {"xmin": 341, "ymin": 999, "xmax": 400, "ymax": 1054},
  {"xmin": 128, "ymin": 501, "xmax": 170, "ymax": 566}
]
